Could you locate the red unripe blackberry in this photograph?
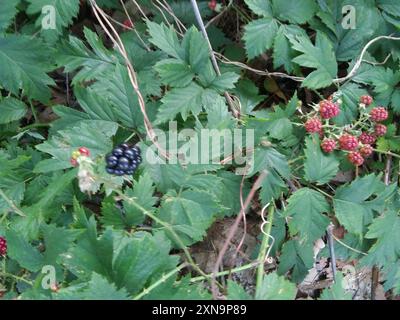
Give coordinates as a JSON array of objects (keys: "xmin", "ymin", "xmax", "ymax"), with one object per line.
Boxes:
[
  {"xmin": 0, "ymin": 236, "xmax": 7, "ymax": 256},
  {"xmin": 321, "ymin": 138, "xmax": 336, "ymax": 153},
  {"xmin": 305, "ymin": 118, "xmax": 322, "ymax": 133},
  {"xmin": 359, "ymin": 132, "xmax": 376, "ymax": 145},
  {"xmin": 319, "ymin": 100, "xmax": 340, "ymax": 119},
  {"xmin": 374, "ymin": 124, "xmax": 387, "ymax": 137},
  {"xmin": 208, "ymin": 0, "xmax": 217, "ymax": 10},
  {"xmin": 70, "ymin": 158, "xmax": 78, "ymax": 167},
  {"xmin": 348, "ymin": 152, "xmax": 364, "ymax": 166},
  {"xmin": 78, "ymin": 147, "xmax": 90, "ymax": 157},
  {"xmin": 369, "ymin": 107, "xmax": 388, "ymax": 122},
  {"xmin": 339, "ymin": 134, "xmax": 358, "ymax": 151},
  {"xmin": 123, "ymin": 19, "xmax": 133, "ymax": 29},
  {"xmin": 360, "ymin": 145, "xmax": 373, "ymax": 158},
  {"xmin": 360, "ymin": 95, "xmax": 373, "ymax": 105}
]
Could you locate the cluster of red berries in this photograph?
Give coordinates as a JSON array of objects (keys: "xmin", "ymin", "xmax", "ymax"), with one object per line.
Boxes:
[
  {"xmin": 304, "ymin": 95, "xmax": 389, "ymax": 166},
  {"xmin": 304, "ymin": 99, "xmax": 341, "ymax": 136},
  {"xmin": 0, "ymin": 236, "xmax": 7, "ymax": 256},
  {"xmin": 70, "ymin": 147, "xmax": 90, "ymax": 167}
]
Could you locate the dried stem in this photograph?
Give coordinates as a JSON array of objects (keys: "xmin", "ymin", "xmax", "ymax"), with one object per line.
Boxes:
[
  {"xmin": 89, "ymin": 0, "xmax": 169, "ymax": 160},
  {"xmin": 211, "ymin": 171, "xmax": 267, "ymax": 299},
  {"xmin": 190, "ymin": 0, "xmax": 240, "ymax": 118}
]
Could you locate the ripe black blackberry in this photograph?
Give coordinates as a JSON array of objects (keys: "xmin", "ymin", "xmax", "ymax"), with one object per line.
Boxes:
[{"xmin": 105, "ymin": 144, "xmax": 142, "ymax": 176}]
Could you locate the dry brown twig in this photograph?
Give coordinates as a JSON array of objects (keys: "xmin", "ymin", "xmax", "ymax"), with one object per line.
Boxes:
[
  {"xmin": 89, "ymin": 0, "xmax": 169, "ymax": 160},
  {"xmin": 215, "ymin": 35, "xmax": 400, "ymax": 84},
  {"xmin": 211, "ymin": 171, "xmax": 267, "ymax": 299},
  {"xmin": 190, "ymin": 0, "xmax": 240, "ymax": 118}
]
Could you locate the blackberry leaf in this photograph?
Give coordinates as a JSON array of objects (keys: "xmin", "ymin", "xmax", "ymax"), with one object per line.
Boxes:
[{"xmin": 284, "ymin": 187, "xmax": 330, "ymax": 244}]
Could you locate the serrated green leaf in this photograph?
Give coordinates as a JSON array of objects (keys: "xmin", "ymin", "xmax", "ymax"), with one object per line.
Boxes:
[
  {"xmin": 252, "ymin": 147, "xmax": 290, "ymax": 179},
  {"xmin": 227, "ymin": 280, "xmax": 252, "ymax": 300},
  {"xmin": 209, "ymin": 72, "xmax": 240, "ymax": 91},
  {"xmin": 334, "ymin": 83, "xmax": 368, "ymax": 125},
  {"xmin": 156, "ymin": 82, "xmax": 204, "ymax": 123},
  {"xmin": 245, "ymin": 0, "xmax": 272, "ymax": 17},
  {"xmin": 112, "ymin": 232, "xmax": 179, "ymax": 295},
  {"xmin": 183, "ymin": 26, "xmax": 210, "ymax": 75},
  {"xmin": 144, "ymin": 275, "xmax": 211, "ymax": 300},
  {"xmin": 243, "ymin": 18, "xmax": 278, "ymax": 59},
  {"xmin": 361, "ymin": 210, "xmax": 400, "ymax": 267},
  {"xmin": 156, "ymin": 189, "xmax": 217, "ymax": 246},
  {"xmin": 147, "ymin": 21, "xmax": 183, "ymax": 59},
  {"xmin": 289, "ymin": 32, "xmax": 337, "ymax": 89},
  {"xmin": 36, "ymin": 121, "xmax": 118, "ymax": 169},
  {"xmin": 0, "ymin": 0, "xmax": 20, "ymax": 31},
  {"xmin": 255, "ymin": 272, "xmax": 297, "ymax": 300},
  {"xmin": 0, "ymin": 35, "xmax": 55, "ymax": 103},
  {"xmin": 123, "ymin": 173, "xmax": 157, "ymax": 226},
  {"xmin": 57, "ymin": 28, "xmax": 117, "ymax": 85},
  {"xmin": 41, "ymin": 224, "xmax": 79, "ymax": 266},
  {"xmin": 54, "ymin": 273, "xmax": 130, "ymax": 300},
  {"xmin": 304, "ymin": 135, "xmax": 339, "ymax": 185},
  {"xmin": 259, "ymin": 170, "xmax": 287, "ymax": 204},
  {"xmin": 333, "ymin": 174, "xmax": 395, "ymax": 236},
  {"xmin": 26, "ymin": 0, "xmax": 80, "ymax": 38},
  {"xmin": 278, "ymin": 239, "xmax": 313, "ymax": 283},
  {"xmin": 5, "ymin": 228, "xmax": 43, "ymax": 272},
  {"xmin": 284, "ymin": 188, "xmax": 330, "ymax": 244},
  {"xmin": 155, "ymin": 59, "xmax": 195, "ymax": 87},
  {"xmin": 0, "ymin": 97, "xmax": 27, "ymax": 124},
  {"xmin": 272, "ymin": 0, "xmax": 317, "ymax": 24}
]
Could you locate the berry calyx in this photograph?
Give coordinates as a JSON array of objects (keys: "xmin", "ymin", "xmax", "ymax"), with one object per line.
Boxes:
[
  {"xmin": 360, "ymin": 145, "xmax": 373, "ymax": 158},
  {"xmin": 78, "ymin": 147, "xmax": 90, "ymax": 157},
  {"xmin": 359, "ymin": 132, "xmax": 376, "ymax": 145},
  {"xmin": 0, "ymin": 236, "xmax": 7, "ymax": 256},
  {"xmin": 321, "ymin": 138, "xmax": 336, "ymax": 153},
  {"xmin": 369, "ymin": 107, "xmax": 388, "ymax": 122},
  {"xmin": 208, "ymin": 0, "xmax": 217, "ymax": 10},
  {"xmin": 319, "ymin": 100, "xmax": 340, "ymax": 119},
  {"xmin": 360, "ymin": 95, "xmax": 373, "ymax": 105},
  {"xmin": 305, "ymin": 118, "xmax": 322, "ymax": 133},
  {"xmin": 106, "ymin": 144, "xmax": 142, "ymax": 176},
  {"xmin": 348, "ymin": 152, "xmax": 364, "ymax": 166},
  {"xmin": 339, "ymin": 134, "xmax": 358, "ymax": 151},
  {"xmin": 374, "ymin": 124, "xmax": 387, "ymax": 137}
]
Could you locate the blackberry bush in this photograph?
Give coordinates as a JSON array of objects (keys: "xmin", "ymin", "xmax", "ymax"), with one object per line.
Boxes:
[{"xmin": 1, "ymin": 0, "xmax": 400, "ymax": 302}]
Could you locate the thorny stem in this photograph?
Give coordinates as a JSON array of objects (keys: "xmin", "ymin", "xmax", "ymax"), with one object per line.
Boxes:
[
  {"xmin": 255, "ymin": 206, "xmax": 275, "ymax": 296},
  {"xmin": 133, "ymin": 263, "xmax": 188, "ymax": 300},
  {"xmin": 0, "ymin": 189, "xmax": 26, "ymax": 217},
  {"xmin": 110, "ymin": 189, "xmax": 224, "ymax": 290},
  {"xmin": 117, "ymin": 194, "xmax": 206, "ymax": 276},
  {"xmin": 190, "ymin": 261, "xmax": 259, "ymax": 283},
  {"xmin": 0, "ymin": 272, "xmax": 33, "ymax": 285},
  {"xmin": 373, "ymin": 149, "xmax": 400, "ymax": 159},
  {"xmin": 332, "ymin": 234, "xmax": 367, "ymax": 256}
]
